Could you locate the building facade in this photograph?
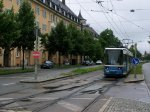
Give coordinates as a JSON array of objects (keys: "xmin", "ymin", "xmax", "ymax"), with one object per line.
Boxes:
[{"xmin": 1, "ymin": 0, "xmax": 98, "ymax": 67}]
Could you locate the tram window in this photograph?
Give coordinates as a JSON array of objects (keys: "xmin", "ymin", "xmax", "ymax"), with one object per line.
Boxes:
[
  {"xmin": 106, "ymin": 50, "xmax": 122, "ymax": 65},
  {"xmin": 118, "ymin": 50, "xmax": 123, "ymax": 65},
  {"xmin": 123, "ymin": 55, "xmax": 127, "ymax": 65}
]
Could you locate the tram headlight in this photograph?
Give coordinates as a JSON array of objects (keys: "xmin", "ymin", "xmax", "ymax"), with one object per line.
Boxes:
[
  {"xmin": 118, "ymin": 67, "xmax": 122, "ymax": 70},
  {"xmin": 105, "ymin": 67, "xmax": 109, "ymax": 72},
  {"xmin": 105, "ymin": 67, "xmax": 109, "ymax": 70}
]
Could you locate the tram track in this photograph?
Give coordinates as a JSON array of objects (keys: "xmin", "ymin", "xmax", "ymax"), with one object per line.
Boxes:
[
  {"xmin": 80, "ymin": 78, "xmax": 121, "ymax": 112},
  {"xmin": 0, "ymin": 77, "xmax": 121, "ymax": 112},
  {"xmin": 31, "ymin": 78, "xmax": 121, "ymax": 112},
  {"xmin": 0, "ymin": 73, "xmax": 103, "ymax": 109},
  {"xmin": 0, "ymin": 72, "xmax": 99, "ymax": 97}
]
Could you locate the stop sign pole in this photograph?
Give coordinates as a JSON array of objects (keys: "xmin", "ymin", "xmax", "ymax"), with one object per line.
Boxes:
[{"xmin": 34, "ymin": 28, "xmax": 38, "ymax": 80}]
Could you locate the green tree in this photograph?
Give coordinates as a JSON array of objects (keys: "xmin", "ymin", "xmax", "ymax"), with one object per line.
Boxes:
[
  {"xmin": 129, "ymin": 45, "xmax": 142, "ymax": 58},
  {"xmin": 98, "ymin": 29, "xmax": 123, "ymax": 61},
  {"xmin": 82, "ymin": 30, "xmax": 96, "ymax": 61},
  {"xmin": 67, "ymin": 24, "xmax": 84, "ymax": 64},
  {"xmin": 92, "ymin": 40, "xmax": 103, "ymax": 62},
  {"xmin": 17, "ymin": 1, "xmax": 35, "ymax": 69},
  {"xmin": 0, "ymin": 7, "xmax": 20, "ymax": 66},
  {"xmin": 99, "ymin": 29, "xmax": 122, "ymax": 48},
  {"xmin": 42, "ymin": 21, "xmax": 71, "ymax": 66},
  {"xmin": 41, "ymin": 32, "xmax": 57, "ymax": 59},
  {"xmin": 0, "ymin": 0, "xmax": 3, "ymax": 12}
]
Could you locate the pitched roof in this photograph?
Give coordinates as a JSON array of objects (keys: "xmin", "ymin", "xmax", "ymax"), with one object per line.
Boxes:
[{"xmin": 78, "ymin": 11, "xmax": 86, "ymax": 20}]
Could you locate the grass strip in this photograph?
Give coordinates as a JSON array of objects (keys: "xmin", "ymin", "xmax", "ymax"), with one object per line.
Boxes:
[
  {"xmin": 62, "ymin": 66, "xmax": 103, "ymax": 76},
  {"xmin": 0, "ymin": 68, "xmax": 34, "ymax": 75},
  {"xmin": 130, "ymin": 63, "xmax": 143, "ymax": 74}
]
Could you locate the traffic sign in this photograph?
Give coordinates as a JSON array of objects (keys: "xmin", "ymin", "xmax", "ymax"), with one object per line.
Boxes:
[
  {"xmin": 131, "ymin": 58, "xmax": 140, "ymax": 65},
  {"xmin": 33, "ymin": 51, "xmax": 40, "ymax": 58}
]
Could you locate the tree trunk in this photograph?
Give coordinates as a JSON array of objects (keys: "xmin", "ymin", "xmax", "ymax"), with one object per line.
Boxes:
[
  {"xmin": 80, "ymin": 55, "xmax": 83, "ymax": 64},
  {"xmin": 22, "ymin": 49, "xmax": 25, "ymax": 70},
  {"xmin": 29, "ymin": 50, "xmax": 31, "ymax": 66},
  {"xmin": 4, "ymin": 48, "xmax": 10, "ymax": 67},
  {"xmin": 58, "ymin": 52, "xmax": 61, "ymax": 67},
  {"xmin": 70, "ymin": 54, "xmax": 72, "ymax": 65}
]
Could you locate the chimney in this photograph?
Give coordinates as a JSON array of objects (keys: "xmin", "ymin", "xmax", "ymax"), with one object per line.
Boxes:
[{"xmin": 62, "ymin": 0, "xmax": 65, "ymax": 5}]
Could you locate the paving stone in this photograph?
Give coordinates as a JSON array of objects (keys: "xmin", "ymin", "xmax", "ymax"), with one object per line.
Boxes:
[{"xmin": 103, "ymin": 97, "xmax": 150, "ymax": 112}]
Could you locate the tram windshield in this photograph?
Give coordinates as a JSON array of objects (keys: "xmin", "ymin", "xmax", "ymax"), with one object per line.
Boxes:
[{"xmin": 105, "ymin": 50, "xmax": 123, "ymax": 65}]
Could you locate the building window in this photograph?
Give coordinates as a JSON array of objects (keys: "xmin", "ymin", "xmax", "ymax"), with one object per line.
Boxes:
[
  {"xmin": 16, "ymin": 0, "xmax": 23, "ymax": 6},
  {"xmin": 42, "ymin": 10, "xmax": 46, "ymax": 18},
  {"xmin": 52, "ymin": 14, "xmax": 55, "ymax": 22},
  {"xmin": 49, "ymin": 2, "xmax": 52, "ymax": 7},
  {"xmin": 36, "ymin": 21, "xmax": 40, "ymax": 28},
  {"xmin": 0, "ymin": 49, "xmax": 2, "ymax": 55},
  {"xmin": 35, "ymin": 6, "xmax": 40, "ymax": 15},
  {"xmin": 16, "ymin": 48, "xmax": 20, "ymax": 57},
  {"xmin": 42, "ymin": 24, "xmax": 47, "ymax": 31},
  {"xmin": 52, "ymin": 3, "xmax": 55, "ymax": 9},
  {"xmin": 42, "ymin": 0, "xmax": 46, "ymax": 3}
]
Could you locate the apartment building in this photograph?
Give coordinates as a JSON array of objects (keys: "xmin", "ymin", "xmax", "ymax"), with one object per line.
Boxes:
[
  {"xmin": 0, "ymin": 0, "xmax": 98, "ymax": 67},
  {"xmin": 0, "ymin": 0, "xmax": 81, "ymax": 67}
]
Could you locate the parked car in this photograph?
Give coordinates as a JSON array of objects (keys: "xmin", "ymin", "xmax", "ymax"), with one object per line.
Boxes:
[
  {"xmin": 96, "ymin": 60, "xmax": 102, "ymax": 65},
  {"xmin": 41, "ymin": 60, "xmax": 54, "ymax": 69},
  {"xmin": 82, "ymin": 60, "xmax": 93, "ymax": 66}
]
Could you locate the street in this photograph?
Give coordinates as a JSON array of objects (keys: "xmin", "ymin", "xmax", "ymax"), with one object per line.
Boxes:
[{"xmin": 0, "ymin": 64, "xmax": 150, "ymax": 112}]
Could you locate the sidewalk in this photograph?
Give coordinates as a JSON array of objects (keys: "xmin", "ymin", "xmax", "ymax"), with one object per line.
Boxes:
[
  {"xmin": 124, "ymin": 73, "xmax": 144, "ymax": 83},
  {"xmin": 20, "ymin": 68, "xmax": 75, "ymax": 83},
  {"xmin": 20, "ymin": 65, "xmax": 99, "ymax": 83},
  {"xmin": 20, "ymin": 68, "xmax": 150, "ymax": 112}
]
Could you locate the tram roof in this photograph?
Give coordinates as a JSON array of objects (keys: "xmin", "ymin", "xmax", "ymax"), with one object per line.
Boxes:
[{"xmin": 105, "ymin": 48, "xmax": 133, "ymax": 56}]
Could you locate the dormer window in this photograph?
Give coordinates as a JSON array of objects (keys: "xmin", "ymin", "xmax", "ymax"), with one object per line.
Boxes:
[
  {"xmin": 49, "ymin": 1, "xmax": 52, "ymax": 7},
  {"xmin": 52, "ymin": 3, "xmax": 55, "ymax": 9},
  {"xmin": 56, "ymin": 6, "xmax": 59, "ymax": 12},
  {"xmin": 42, "ymin": 0, "xmax": 46, "ymax": 3},
  {"xmin": 64, "ymin": 11, "xmax": 66, "ymax": 16}
]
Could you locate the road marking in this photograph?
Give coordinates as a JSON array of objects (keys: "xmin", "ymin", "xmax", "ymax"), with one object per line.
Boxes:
[
  {"xmin": 98, "ymin": 97, "xmax": 112, "ymax": 112},
  {"xmin": 30, "ymin": 97, "xmax": 57, "ymax": 100},
  {"xmin": 0, "ymin": 97, "xmax": 57, "ymax": 101},
  {"xmin": 2, "ymin": 83, "xmax": 15, "ymax": 86},
  {"xmin": 0, "ymin": 77, "xmax": 31, "ymax": 79},
  {"xmin": 0, "ymin": 109, "xmax": 31, "ymax": 112},
  {"xmin": 71, "ymin": 97, "xmax": 93, "ymax": 100},
  {"xmin": 0, "ymin": 98, "xmax": 13, "ymax": 100},
  {"xmin": 58, "ymin": 101, "xmax": 82, "ymax": 111}
]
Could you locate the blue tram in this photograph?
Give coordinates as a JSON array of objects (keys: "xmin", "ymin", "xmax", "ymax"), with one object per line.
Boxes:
[{"xmin": 104, "ymin": 48, "xmax": 133, "ymax": 77}]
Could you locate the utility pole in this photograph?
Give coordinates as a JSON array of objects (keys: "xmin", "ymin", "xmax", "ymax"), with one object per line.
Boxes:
[
  {"xmin": 134, "ymin": 42, "xmax": 137, "ymax": 78},
  {"xmin": 122, "ymin": 39, "xmax": 132, "ymax": 48}
]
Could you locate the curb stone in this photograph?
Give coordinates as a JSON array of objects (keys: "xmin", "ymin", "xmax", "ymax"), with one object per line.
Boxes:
[{"xmin": 124, "ymin": 74, "xmax": 144, "ymax": 83}]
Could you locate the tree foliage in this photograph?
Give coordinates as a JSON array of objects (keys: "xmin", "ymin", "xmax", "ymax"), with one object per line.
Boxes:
[
  {"xmin": 0, "ymin": 6, "xmax": 20, "ymax": 66},
  {"xmin": 17, "ymin": 1, "xmax": 35, "ymax": 50},
  {"xmin": 99, "ymin": 29, "xmax": 122, "ymax": 49},
  {"xmin": 67, "ymin": 24, "xmax": 84, "ymax": 55},
  {"xmin": 129, "ymin": 45, "xmax": 142, "ymax": 58},
  {"xmin": 17, "ymin": 1, "xmax": 35, "ymax": 69},
  {"xmin": 41, "ymin": 24, "xmax": 124, "ymax": 64},
  {"xmin": 0, "ymin": 0, "xmax": 3, "ymax": 12}
]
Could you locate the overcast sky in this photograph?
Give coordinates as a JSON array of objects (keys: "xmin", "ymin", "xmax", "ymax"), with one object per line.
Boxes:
[{"xmin": 65, "ymin": 0, "xmax": 150, "ymax": 54}]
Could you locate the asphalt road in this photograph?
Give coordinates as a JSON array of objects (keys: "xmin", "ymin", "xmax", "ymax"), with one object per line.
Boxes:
[
  {"xmin": 143, "ymin": 63, "xmax": 150, "ymax": 90},
  {"xmin": 1, "ymin": 64, "xmax": 150, "ymax": 112}
]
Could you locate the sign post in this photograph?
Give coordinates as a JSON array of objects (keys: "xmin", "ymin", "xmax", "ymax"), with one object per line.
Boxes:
[
  {"xmin": 131, "ymin": 58, "xmax": 140, "ymax": 78},
  {"xmin": 33, "ymin": 28, "xmax": 39, "ymax": 80}
]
